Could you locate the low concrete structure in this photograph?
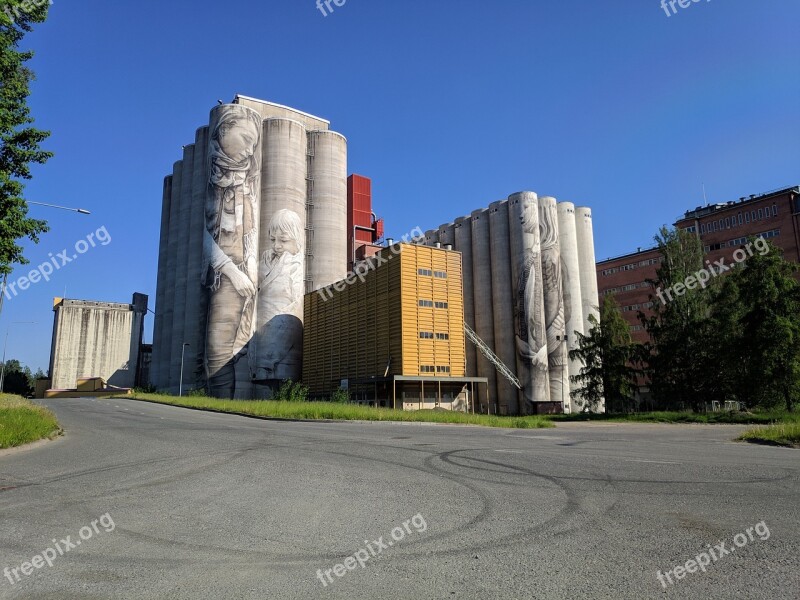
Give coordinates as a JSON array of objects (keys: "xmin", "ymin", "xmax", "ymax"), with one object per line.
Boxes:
[
  {"xmin": 48, "ymin": 294, "xmax": 148, "ymax": 390},
  {"xmin": 44, "ymin": 377, "xmax": 133, "ymax": 399}
]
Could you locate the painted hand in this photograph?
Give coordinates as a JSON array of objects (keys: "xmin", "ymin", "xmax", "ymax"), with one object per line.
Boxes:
[{"xmin": 222, "ymin": 262, "xmax": 256, "ymax": 297}]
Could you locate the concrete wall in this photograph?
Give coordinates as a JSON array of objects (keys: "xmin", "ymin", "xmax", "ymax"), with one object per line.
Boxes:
[{"xmin": 49, "ymin": 294, "xmax": 148, "ymax": 390}]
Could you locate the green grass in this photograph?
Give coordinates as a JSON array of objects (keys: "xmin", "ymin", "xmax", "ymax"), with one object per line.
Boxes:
[
  {"xmin": 116, "ymin": 393, "xmax": 554, "ymax": 429},
  {"xmin": 545, "ymin": 410, "xmax": 800, "ymax": 425},
  {"xmin": 738, "ymin": 422, "xmax": 800, "ymax": 448},
  {"xmin": 0, "ymin": 394, "xmax": 61, "ymax": 449}
]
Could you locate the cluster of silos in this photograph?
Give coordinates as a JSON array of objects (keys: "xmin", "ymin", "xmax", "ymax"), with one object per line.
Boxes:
[
  {"xmin": 151, "ymin": 98, "xmax": 347, "ymax": 399},
  {"xmin": 423, "ymin": 192, "xmax": 601, "ymax": 415}
]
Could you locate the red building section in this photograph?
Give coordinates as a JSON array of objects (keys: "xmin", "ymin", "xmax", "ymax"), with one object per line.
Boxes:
[
  {"xmin": 596, "ymin": 186, "xmax": 800, "ymax": 345},
  {"xmin": 347, "ymin": 174, "xmax": 384, "ymax": 271}
]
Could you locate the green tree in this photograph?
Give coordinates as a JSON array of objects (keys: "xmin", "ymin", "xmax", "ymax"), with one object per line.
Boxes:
[
  {"xmin": 569, "ymin": 295, "xmax": 639, "ymax": 413},
  {"xmin": 716, "ymin": 240, "xmax": 800, "ymax": 411},
  {"xmin": 640, "ymin": 226, "xmax": 719, "ymax": 411},
  {"xmin": 1, "ymin": 358, "xmax": 34, "ymax": 396},
  {"xmin": 0, "ymin": 1, "xmax": 53, "ymax": 275}
]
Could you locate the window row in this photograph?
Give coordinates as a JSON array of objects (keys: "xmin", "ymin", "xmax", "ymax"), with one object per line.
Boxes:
[
  {"xmin": 418, "ymin": 299, "xmax": 449, "ymax": 309},
  {"xmin": 601, "ymin": 258, "xmax": 662, "ymax": 276},
  {"xmin": 703, "ymin": 230, "xmax": 780, "ymax": 252},
  {"xmin": 418, "ymin": 268, "xmax": 448, "ymax": 279},
  {"xmin": 419, "ymin": 332, "xmax": 450, "ymax": 340},
  {"xmin": 622, "ymin": 302, "xmax": 653, "ymax": 312},
  {"xmin": 699, "ymin": 205, "xmax": 778, "ymax": 235},
  {"xmin": 602, "ymin": 281, "xmax": 651, "ymax": 296},
  {"xmin": 420, "ymin": 365, "xmax": 452, "ymax": 374}
]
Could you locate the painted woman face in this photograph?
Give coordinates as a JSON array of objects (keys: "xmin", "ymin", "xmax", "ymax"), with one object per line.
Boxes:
[
  {"xmin": 521, "ymin": 198, "xmax": 537, "ymax": 234},
  {"xmin": 271, "ymin": 233, "xmax": 299, "ymax": 257},
  {"xmin": 217, "ymin": 119, "xmax": 259, "ymax": 163}
]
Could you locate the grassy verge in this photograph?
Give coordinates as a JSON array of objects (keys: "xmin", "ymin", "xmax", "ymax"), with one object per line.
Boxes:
[
  {"xmin": 545, "ymin": 410, "xmax": 800, "ymax": 425},
  {"xmin": 116, "ymin": 393, "xmax": 554, "ymax": 429},
  {"xmin": 0, "ymin": 394, "xmax": 61, "ymax": 449},
  {"xmin": 738, "ymin": 423, "xmax": 800, "ymax": 448}
]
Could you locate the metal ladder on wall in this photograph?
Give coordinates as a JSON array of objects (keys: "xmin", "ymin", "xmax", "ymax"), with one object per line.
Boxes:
[{"xmin": 463, "ymin": 323, "xmax": 522, "ymax": 390}]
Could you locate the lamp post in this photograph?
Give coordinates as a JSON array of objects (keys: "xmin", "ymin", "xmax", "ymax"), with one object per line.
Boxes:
[
  {"xmin": 27, "ymin": 201, "xmax": 91, "ymax": 215},
  {"xmin": 178, "ymin": 343, "xmax": 190, "ymax": 397},
  {"xmin": 556, "ymin": 334, "xmax": 568, "ymax": 413},
  {"xmin": 0, "ymin": 321, "xmax": 36, "ymax": 392}
]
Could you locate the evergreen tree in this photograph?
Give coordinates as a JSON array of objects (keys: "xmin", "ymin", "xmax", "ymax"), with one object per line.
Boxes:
[
  {"xmin": 0, "ymin": 1, "xmax": 52, "ymax": 275},
  {"xmin": 569, "ymin": 294, "xmax": 639, "ymax": 413},
  {"xmin": 718, "ymin": 240, "xmax": 800, "ymax": 411},
  {"xmin": 640, "ymin": 226, "xmax": 719, "ymax": 411}
]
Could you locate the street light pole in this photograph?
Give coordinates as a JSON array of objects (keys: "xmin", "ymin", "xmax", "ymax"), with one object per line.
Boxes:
[
  {"xmin": 0, "ymin": 321, "xmax": 36, "ymax": 392},
  {"xmin": 179, "ymin": 343, "xmax": 190, "ymax": 397},
  {"xmin": 27, "ymin": 201, "xmax": 91, "ymax": 215},
  {"xmin": 557, "ymin": 334, "xmax": 567, "ymax": 413}
]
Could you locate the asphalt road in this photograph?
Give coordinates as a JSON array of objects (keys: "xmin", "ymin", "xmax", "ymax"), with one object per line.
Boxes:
[{"xmin": 0, "ymin": 398, "xmax": 797, "ymax": 599}]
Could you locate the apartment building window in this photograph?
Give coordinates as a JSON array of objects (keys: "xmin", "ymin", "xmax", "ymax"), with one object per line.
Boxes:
[
  {"xmin": 433, "ymin": 271, "xmax": 447, "ymax": 279},
  {"xmin": 772, "ymin": 205, "xmax": 778, "ymax": 217},
  {"xmin": 758, "ymin": 208, "xmax": 763, "ymax": 220},
  {"xmin": 751, "ymin": 210, "xmax": 756, "ymax": 222},
  {"xmin": 435, "ymin": 333, "xmax": 449, "ymax": 340},
  {"xmin": 700, "ymin": 224, "xmax": 706, "ymax": 234},
  {"xmin": 738, "ymin": 213, "xmax": 743, "ymax": 225},
  {"xmin": 713, "ymin": 221, "xmax": 718, "ymax": 232},
  {"xmin": 434, "ymin": 301, "xmax": 449, "ymax": 309},
  {"xmin": 419, "ymin": 331, "xmax": 434, "ymax": 339},
  {"xmin": 420, "ymin": 365, "xmax": 435, "ymax": 373},
  {"xmin": 418, "ymin": 299, "xmax": 433, "ymax": 308},
  {"xmin": 436, "ymin": 366, "xmax": 451, "ymax": 374},
  {"xmin": 745, "ymin": 211, "xmax": 750, "ymax": 223},
  {"xmin": 725, "ymin": 217, "xmax": 730, "ymax": 229},
  {"xmin": 418, "ymin": 268, "xmax": 433, "ymax": 277}
]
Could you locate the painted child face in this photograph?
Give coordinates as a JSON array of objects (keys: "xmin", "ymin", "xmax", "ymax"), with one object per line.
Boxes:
[
  {"xmin": 271, "ymin": 232, "xmax": 299, "ymax": 257},
  {"xmin": 217, "ymin": 119, "xmax": 259, "ymax": 163}
]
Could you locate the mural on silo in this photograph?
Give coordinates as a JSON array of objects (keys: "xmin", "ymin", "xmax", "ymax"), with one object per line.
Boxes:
[
  {"xmin": 538, "ymin": 197, "xmax": 566, "ymax": 404},
  {"xmin": 202, "ymin": 104, "xmax": 263, "ymax": 398},
  {"xmin": 250, "ymin": 208, "xmax": 305, "ymax": 392},
  {"xmin": 516, "ymin": 194, "xmax": 550, "ymax": 407},
  {"xmin": 154, "ymin": 98, "xmax": 349, "ymax": 399}
]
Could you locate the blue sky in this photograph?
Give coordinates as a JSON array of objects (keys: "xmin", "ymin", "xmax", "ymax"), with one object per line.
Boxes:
[{"xmin": 5, "ymin": 0, "xmax": 799, "ymax": 372}]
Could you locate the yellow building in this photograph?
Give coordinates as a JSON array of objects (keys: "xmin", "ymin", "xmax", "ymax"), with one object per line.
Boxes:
[{"xmin": 303, "ymin": 243, "xmax": 487, "ymax": 410}]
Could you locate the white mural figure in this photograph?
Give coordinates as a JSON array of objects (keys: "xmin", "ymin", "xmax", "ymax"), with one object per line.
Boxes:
[
  {"xmin": 538, "ymin": 197, "xmax": 566, "ymax": 404},
  {"xmin": 202, "ymin": 104, "xmax": 262, "ymax": 398},
  {"xmin": 250, "ymin": 208, "xmax": 305, "ymax": 394},
  {"xmin": 515, "ymin": 194, "xmax": 550, "ymax": 407}
]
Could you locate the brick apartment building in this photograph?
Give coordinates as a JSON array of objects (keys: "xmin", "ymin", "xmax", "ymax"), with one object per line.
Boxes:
[{"xmin": 596, "ymin": 185, "xmax": 800, "ymax": 343}]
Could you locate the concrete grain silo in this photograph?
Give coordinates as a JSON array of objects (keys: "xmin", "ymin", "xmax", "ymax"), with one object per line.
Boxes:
[
  {"xmin": 470, "ymin": 208, "xmax": 497, "ymax": 412},
  {"xmin": 168, "ymin": 144, "xmax": 195, "ymax": 393},
  {"xmin": 488, "ymin": 201, "xmax": 518, "ymax": 415},
  {"xmin": 159, "ymin": 160, "xmax": 183, "ymax": 392},
  {"xmin": 251, "ymin": 118, "xmax": 309, "ymax": 397},
  {"xmin": 150, "ymin": 175, "xmax": 173, "ymax": 390},
  {"xmin": 575, "ymin": 207, "xmax": 600, "ymax": 335},
  {"xmin": 538, "ymin": 196, "xmax": 566, "ymax": 407},
  {"xmin": 454, "ymin": 216, "xmax": 477, "ymax": 383},
  {"xmin": 307, "ymin": 130, "xmax": 348, "ymax": 291},
  {"xmin": 438, "ymin": 223, "xmax": 455, "ymax": 248},
  {"xmin": 178, "ymin": 128, "xmax": 209, "ymax": 393},
  {"xmin": 425, "ymin": 229, "xmax": 439, "ymax": 246},
  {"xmin": 557, "ymin": 202, "xmax": 584, "ymax": 412},
  {"xmin": 507, "ymin": 191, "xmax": 550, "ymax": 411}
]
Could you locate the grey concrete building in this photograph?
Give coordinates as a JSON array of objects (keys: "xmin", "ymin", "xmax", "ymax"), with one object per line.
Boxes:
[
  {"xmin": 424, "ymin": 192, "xmax": 602, "ymax": 415},
  {"xmin": 49, "ymin": 294, "xmax": 148, "ymax": 390},
  {"xmin": 152, "ymin": 96, "xmax": 348, "ymax": 398}
]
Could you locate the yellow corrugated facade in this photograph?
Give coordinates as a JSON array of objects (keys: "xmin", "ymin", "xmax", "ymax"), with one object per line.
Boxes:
[{"xmin": 303, "ymin": 244, "xmax": 466, "ymax": 399}]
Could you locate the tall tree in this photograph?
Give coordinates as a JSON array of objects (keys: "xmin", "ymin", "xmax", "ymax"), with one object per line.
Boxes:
[
  {"xmin": 569, "ymin": 294, "xmax": 639, "ymax": 413},
  {"xmin": 718, "ymin": 240, "xmax": 800, "ymax": 411},
  {"xmin": 640, "ymin": 226, "xmax": 720, "ymax": 411},
  {"xmin": 0, "ymin": 1, "xmax": 52, "ymax": 275}
]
